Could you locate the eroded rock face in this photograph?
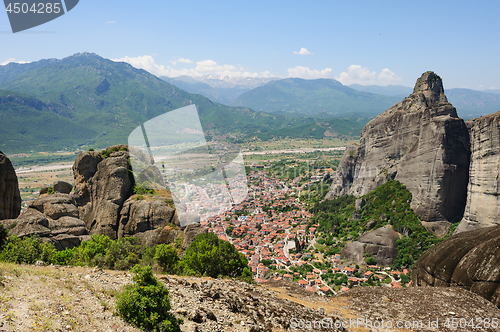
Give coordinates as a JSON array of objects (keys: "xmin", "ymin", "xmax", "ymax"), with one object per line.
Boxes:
[
  {"xmin": 0, "ymin": 151, "xmax": 21, "ymax": 220},
  {"xmin": 118, "ymin": 198, "xmax": 177, "ymax": 239},
  {"xmin": 412, "ymin": 225, "xmax": 500, "ymax": 308},
  {"xmin": 4, "ymin": 193, "xmax": 88, "ymax": 250},
  {"xmin": 73, "ymin": 146, "xmax": 132, "ymax": 239},
  {"xmin": 340, "ymin": 225, "xmax": 399, "ymax": 266},
  {"xmin": 324, "ymin": 144, "xmax": 359, "ymax": 200},
  {"xmin": 456, "ymin": 113, "xmax": 500, "ymax": 233},
  {"xmin": 326, "ymin": 72, "xmax": 470, "ymax": 235}
]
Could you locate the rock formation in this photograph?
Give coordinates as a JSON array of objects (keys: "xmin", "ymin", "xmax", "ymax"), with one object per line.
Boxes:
[
  {"xmin": 456, "ymin": 112, "xmax": 500, "ymax": 233},
  {"xmin": 324, "ymin": 144, "xmax": 359, "ymax": 200},
  {"xmin": 326, "ymin": 72, "xmax": 470, "ymax": 235},
  {"xmin": 2, "ymin": 188, "xmax": 90, "ymax": 250},
  {"xmin": 0, "ymin": 151, "xmax": 21, "ymax": 220},
  {"xmin": 118, "ymin": 198, "xmax": 177, "ymax": 240},
  {"xmin": 339, "ymin": 225, "xmax": 399, "ymax": 267},
  {"xmin": 412, "ymin": 225, "xmax": 500, "ymax": 308},
  {"xmin": 69, "ymin": 145, "xmax": 204, "ymax": 248},
  {"xmin": 72, "ymin": 146, "xmax": 132, "ymax": 239}
]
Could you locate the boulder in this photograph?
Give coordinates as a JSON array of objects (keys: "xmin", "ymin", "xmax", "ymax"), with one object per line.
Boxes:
[
  {"xmin": 29, "ymin": 193, "xmax": 79, "ymax": 220},
  {"xmin": 135, "ymin": 225, "xmax": 183, "ymax": 247},
  {"xmin": 7, "ymin": 208, "xmax": 51, "ymax": 238},
  {"xmin": 53, "ymin": 181, "xmax": 73, "ymax": 194},
  {"xmin": 326, "ymin": 72, "xmax": 470, "ymax": 235},
  {"xmin": 44, "ymin": 234, "xmax": 89, "ymax": 251},
  {"xmin": 340, "ymin": 225, "xmax": 399, "ymax": 266},
  {"xmin": 0, "ymin": 151, "xmax": 21, "ymax": 220},
  {"xmin": 456, "ymin": 113, "xmax": 500, "ymax": 233},
  {"xmin": 412, "ymin": 225, "xmax": 500, "ymax": 308},
  {"xmin": 117, "ymin": 198, "xmax": 177, "ymax": 239},
  {"xmin": 73, "ymin": 148, "xmax": 132, "ymax": 239},
  {"xmin": 182, "ymin": 223, "xmax": 208, "ymax": 249},
  {"xmin": 48, "ymin": 216, "xmax": 87, "ymax": 236}
]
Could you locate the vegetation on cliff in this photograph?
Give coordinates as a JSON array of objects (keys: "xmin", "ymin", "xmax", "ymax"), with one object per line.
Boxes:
[{"xmin": 311, "ymin": 180, "xmax": 443, "ymax": 269}]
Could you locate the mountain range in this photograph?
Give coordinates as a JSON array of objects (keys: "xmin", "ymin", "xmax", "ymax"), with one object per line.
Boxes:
[
  {"xmin": 161, "ymin": 76, "xmax": 500, "ymax": 119},
  {"xmin": 230, "ymin": 78, "xmax": 401, "ymax": 117},
  {"xmin": 0, "ymin": 53, "xmax": 365, "ymax": 153}
]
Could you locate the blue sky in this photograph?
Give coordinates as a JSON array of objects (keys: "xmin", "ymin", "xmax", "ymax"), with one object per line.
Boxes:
[{"xmin": 1, "ymin": 0, "xmax": 499, "ymax": 89}]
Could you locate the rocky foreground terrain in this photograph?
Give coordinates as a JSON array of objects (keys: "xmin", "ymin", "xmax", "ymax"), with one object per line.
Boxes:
[{"xmin": 0, "ymin": 263, "xmax": 499, "ymax": 332}]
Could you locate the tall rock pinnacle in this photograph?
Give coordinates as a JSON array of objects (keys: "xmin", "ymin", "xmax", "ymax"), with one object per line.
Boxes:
[{"xmin": 325, "ymin": 72, "xmax": 470, "ymax": 235}]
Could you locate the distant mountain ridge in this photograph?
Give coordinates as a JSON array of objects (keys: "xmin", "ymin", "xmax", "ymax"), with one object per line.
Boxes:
[
  {"xmin": 0, "ymin": 53, "xmax": 367, "ymax": 153},
  {"xmin": 345, "ymin": 83, "xmax": 500, "ymax": 119},
  {"xmin": 230, "ymin": 78, "xmax": 401, "ymax": 117},
  {"xmin": 160, "ymin": 75, "xmax": 278, "ymax": 104}
]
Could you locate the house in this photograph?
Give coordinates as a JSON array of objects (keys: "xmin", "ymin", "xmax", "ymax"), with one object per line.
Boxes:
[
  {"xmin": 305, "ymin": 285, "xmax": 315, "ymax": 292},
  {"xmin": 343, "ymin": 267, "xmax": 355, "ymax": 276},
  {"xmin": 364, "ymin": 271, "xmax": 374, "ymax": 279},
  {"xmin": 340, "ymin": 287, "xmax": 349, "ymax": 292},
  {"xmin": 283, "ymin": 274, "xmax": 293, "ymax": 281},
  {"xmin": 348, "ymin": 277, "xmax": 358, "ymax": 285},
  {"xmin": 298, "ymin": 280, "xmax": 308, "ymax": 288},
  {"xmin": 390, "ymin": 281, "xmax": 402, "ymax": 288},
  {"xmin": 318, "ymin": 286, "xmax": 332, "ymax": 295}
]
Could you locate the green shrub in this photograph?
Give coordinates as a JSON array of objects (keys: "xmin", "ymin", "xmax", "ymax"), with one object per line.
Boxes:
[
  {"xmin": 72, "ymin": 234, "xmax": 113, "ymax": 267},
  {"xmin": 115, "ymin": 265, "xmax": 182, "ymax": 332},
  {"xmin": 0, "ymin": 224, "xmax": 7, "ymax": 251},
  {"xmin": 88, "ymin": 148, "xmax": 94, "ymax": 151},
  {"xmin": 365, "ymin": 256, "xmax": 377, "ymax": 265},
  {"xmin": 133, "ymin": 185, "xmax": 155, "ymax": 196},
  {"xmin": 154, "ymin": 244, "xmax": 179, "ymax": 274},
  {"xmin": 46, "ymin": 186, "xmax": 54, "ymax": 195},
  {"xmin": 0, "ymin": 235, "xmax": 56, "ymax": 264},
  {"xmin": 51, "ymin": 248, "xmax": 74, "ymax": 265},
  {"xmin": 182, "ymin": 233, "xmax": 252, "ymax": 281}
]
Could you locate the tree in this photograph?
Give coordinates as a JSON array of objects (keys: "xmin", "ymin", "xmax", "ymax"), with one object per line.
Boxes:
[
  {"xmin": 116, "ymin": 265, "xmax": 182, "ymax": 332},
  {"xmin": 365, "ymin": 256, "xmax": 377, "ymax": 265},
  {"xmin": 182, "ymin": 233, "xmax": 251, "ymax": 280},
  {"xmin": 155, "ymin": 244, "xmax": 180, "ymax": 274}
]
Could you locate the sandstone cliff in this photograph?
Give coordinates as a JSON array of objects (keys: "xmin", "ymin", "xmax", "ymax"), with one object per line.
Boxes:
[
  {"xmin": 326, "ymin": 72, "xmax": 470, "ymax": 235},
  {"xmin": 73, "ymin": 146, "xmax": 132, "ymax": 239},
  {"xmin": 1, "ymin": 184, "xmax": 90, "ymax": 250},
  {"xmin": 339, "ymin": 225, "xmax": 399, "ymax": 267},
  {"xmin": 456, "ymin": 112, "xmax": 500, "ymax": 233},
  {"xmin": 0, "ymin": 151, "xmax": 21, "ymax": 220},
  {"xmin": 412, "ymin": 225, "xmax": 500, "ymax": 308}
]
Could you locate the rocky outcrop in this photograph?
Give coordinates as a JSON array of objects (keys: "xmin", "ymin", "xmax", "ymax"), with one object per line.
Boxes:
[
  {"xmin": 326, "ymin": 72, "xmax": 470, "ymax": 235},
  {"xmin": 456, "ymin": 113, "xmax": 500, "ymax": 233},
  {"xmin": 118, "ymin": 198, "xmax": 177, "ymax": 239},
  {"xmin": 412, "ymin": 225, "xmax": 500, "ymax": 308},
  {"xmin": 0, "ymin": 151, "xmax": 21, "ymax": 220},
  {"xmin": 339, "ymin": 225, "xmax": 399, "ymax": 266},
  {"xmin": 324, "ymin": 144, "xmax": 359, "ymax": 200},
  {"xmin": 3, "ymin": 193, "xmax": 89, "ymax": 250},
  {"xmin": 70, "ymin": 145, "xmax": 203, "ymax": 247},
  {"xmin": 73, "ymin": 146, "xmax": 132, "ymax": 239}
]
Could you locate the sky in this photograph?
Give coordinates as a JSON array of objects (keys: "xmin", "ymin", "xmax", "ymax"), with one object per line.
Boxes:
[{"xmin": 0, "ymin": 0, "xmax": 499, "ymax": 89}]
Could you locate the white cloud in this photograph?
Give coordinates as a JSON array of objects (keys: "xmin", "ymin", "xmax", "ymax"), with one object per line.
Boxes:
[
  {"xmin": 336, "ymin": 65, "xmax": 401, "ymax": 85},
  {"xmin": 112, "ymin": 55, "xmax": 275, "ymax": 78},
  {"xmin": 378, "ymin": 68, "xmax": 402, "ymax": 85},
  {"xmin": 169, "ymin": 57, "xmax": 193, "ymax": 65},
  {"xmin": 105, "ymin": 21, "xmax": 116, "ymax": 24},
  {"xmin": 1, "ymin": 58, "xmax": 30, "ymax": 66},
  {"xmin": 287, "ymin": 66, "xmax": 333, "ymax": 79},
  {"xmin": 293, "ymin": 48, "xmax": 313, "ymax": 55}
]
